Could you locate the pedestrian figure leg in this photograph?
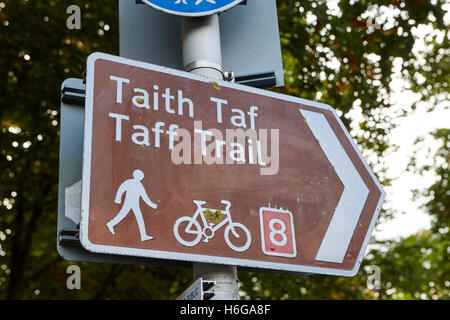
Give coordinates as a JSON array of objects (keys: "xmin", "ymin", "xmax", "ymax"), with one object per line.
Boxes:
[
  {"xmin": 132, "ymin": 207, "xmax": 153, "ymax": 241},
  {"xmin": 107, "ymin": 205, "xmax": 131, "ymax": 235}
]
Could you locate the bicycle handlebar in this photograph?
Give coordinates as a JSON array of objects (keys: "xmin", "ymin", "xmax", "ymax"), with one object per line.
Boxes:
[
  {"xmin": 193, "ymin": 199, "xmax": 231, "ymax": 212},
  {"xmin": 193, "ymin": 200, "xmax": 206, "ymax": 207},
  {"xmin": 221, "ymin": 200, "xmax": 231, "ymax": 211}
]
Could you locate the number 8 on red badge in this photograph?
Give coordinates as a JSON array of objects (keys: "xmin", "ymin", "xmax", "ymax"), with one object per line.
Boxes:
[{"xmin": 259, "ymin": 207, "xmax": 297, "ymax": 258}]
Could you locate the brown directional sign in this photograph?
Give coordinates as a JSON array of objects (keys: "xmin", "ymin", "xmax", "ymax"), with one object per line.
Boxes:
[{"xmin": 80, "ymin": 52, "xmax": 385, "ymax": 276}]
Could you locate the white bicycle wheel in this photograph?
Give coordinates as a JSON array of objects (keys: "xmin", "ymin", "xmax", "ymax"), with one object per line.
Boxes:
[
  {"xmin": 173, "ymin": 216, "xmax": 202, "ymax": 247},
  {"xmin": 224, "ymin": 222, "xmax": 251, "ymax": 252}
]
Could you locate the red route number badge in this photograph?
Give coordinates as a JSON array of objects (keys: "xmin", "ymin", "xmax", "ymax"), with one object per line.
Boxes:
[{"xmin": 259, "ymin": 207, "xmax": 296, "ymax": 258}]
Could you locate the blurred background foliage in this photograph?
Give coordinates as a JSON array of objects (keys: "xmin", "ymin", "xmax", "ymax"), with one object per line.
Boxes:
[{"xmin": 0, "ymin": 0, "xmax": 448, "ymax": 299}]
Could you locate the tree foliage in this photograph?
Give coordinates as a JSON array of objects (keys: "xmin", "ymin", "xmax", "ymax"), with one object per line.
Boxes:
[{"xmin": 0, "ymin": 0, "xmax": 448, "ymax": 299}]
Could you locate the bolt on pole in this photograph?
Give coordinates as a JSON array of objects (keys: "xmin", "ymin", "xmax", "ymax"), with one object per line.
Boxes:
[{"xmin": 181, "ymin": 14, "xmax": 239, "ymax": 300}]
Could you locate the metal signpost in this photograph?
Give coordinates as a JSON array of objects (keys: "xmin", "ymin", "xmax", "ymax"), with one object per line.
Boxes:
[
  {"xmin": 57, "ymin": 0, "xmax": 385, "ymax": 301},
  {"xmin": 79, "ymin": 51, "xmax": 385, "ymax": 281}
]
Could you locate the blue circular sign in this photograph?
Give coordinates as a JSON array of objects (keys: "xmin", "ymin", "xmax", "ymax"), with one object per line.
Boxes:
[{"xmin": 142, "ymin": 0, "xmax": 244, "ymax": 17}]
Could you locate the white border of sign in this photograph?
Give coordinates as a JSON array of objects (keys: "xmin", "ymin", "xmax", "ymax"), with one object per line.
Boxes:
[
  {"xmin": 141, "ymin": 0, "xmax": 244, "ymax": 17},
  {"xmin": 81, "ymin": 52, "xmax": 385, "ymax": 277}
]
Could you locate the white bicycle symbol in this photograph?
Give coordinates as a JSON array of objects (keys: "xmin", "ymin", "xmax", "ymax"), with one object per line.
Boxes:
[{"xmin": 173, "ymin": 200, "xmax": 252, "ymax": 252}]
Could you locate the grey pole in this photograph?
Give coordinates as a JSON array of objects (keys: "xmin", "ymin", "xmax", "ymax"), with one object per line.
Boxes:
[
  {"xmin": 181, "ymin": 14, "xmax": 239, "ymax": 300},
  {"xmin": 182, "ymin": 15, "xmax": 223, "ymax": 79}
]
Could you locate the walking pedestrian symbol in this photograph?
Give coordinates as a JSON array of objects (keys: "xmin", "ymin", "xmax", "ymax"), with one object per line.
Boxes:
[{"xmin": 106, "ymin": 169, "xmax": 158, "ymax": 242}]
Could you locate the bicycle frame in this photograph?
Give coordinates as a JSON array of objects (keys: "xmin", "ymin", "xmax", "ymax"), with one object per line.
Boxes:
[
  {"xmin": 188, "ymin": 200, "xmax": 237, "ymax": 238},
  {"xmin": 174, "ymin": 199, "xmax": 251, "ymax": 251}
]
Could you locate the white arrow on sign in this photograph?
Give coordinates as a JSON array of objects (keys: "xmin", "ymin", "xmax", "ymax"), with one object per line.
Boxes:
[{"xmin": 300, "ymin": 110, "xmax": 369, "ymax": 264}]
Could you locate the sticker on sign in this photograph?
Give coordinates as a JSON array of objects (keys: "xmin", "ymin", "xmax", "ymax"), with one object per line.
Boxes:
[{"xmin": 80, "ymin": 52, "xmax": 385, "ymax": 277}]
